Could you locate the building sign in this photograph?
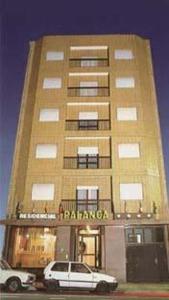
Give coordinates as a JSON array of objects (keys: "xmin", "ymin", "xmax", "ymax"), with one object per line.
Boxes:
[
  {"xmin": 62, "ymin": 210, "xmax": 109, "ymax": 220},
  {"xmin": 19, "ymin": 213, "xmax": 56, "ymax": 220}
]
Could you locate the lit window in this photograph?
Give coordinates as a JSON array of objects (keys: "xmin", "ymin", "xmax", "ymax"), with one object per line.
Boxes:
[
  {"xmin": 81, "ymin": 57, "xmax": 98, "ymax": 67},
  {"xmin": 32, "ymin": 184, "xmax": 55, "ymax": 200},
  {"xmin": 116, "ymin": 77, "xmax": 135, "ymax": 88},
  {"xmin": 118, "ymin": 143, "xmax": 140, "ymax": 158},
  {"xmin": 78, "ymin": 112, "xmax": 98, "ymax": 130},
  {"xmin": 77, "ymin": 186, "xmax": 98, "ymax": 211},
  {"xmin": 115, "ymin": 50, "xmax": 134, "ymax": 60},
  {"xmin": 80, "ymin": 81, "xmax": 98, "ymax": 96},
  {"xmin": 36, "ymin": 144, "xmax": 57, "ymax": 158},
  {"xmin": 43, "ymin": 78, "xmax": 62, "ymax": 89},
  {"xmin": 46, "ymin": 51, "xmax": 64, "ymax": 61},
  {"xmin": 120, "ymin": 183, "xmax": 143, "ymax": 200},
  {"xmin": 12, "ymin": 227, "xmax": 56, "ymax": 268},
  {"xmin": 39, "ymin": 109, "xmax": 59, "ymax": 122},
  {"xmin": 117, "ymin": 107, "xmax": 137, "ymax": 121}
]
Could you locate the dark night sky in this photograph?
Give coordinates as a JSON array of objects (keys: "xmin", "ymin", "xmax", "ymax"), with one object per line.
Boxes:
[{"xmin": 0, "ymin": 0, "xmax": 169, "ymax": 252}]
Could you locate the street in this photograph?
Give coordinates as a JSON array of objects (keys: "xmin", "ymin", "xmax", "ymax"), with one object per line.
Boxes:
[{"xmin": 1, "ymin": 292, "xmax": 168, "ymax": 300}]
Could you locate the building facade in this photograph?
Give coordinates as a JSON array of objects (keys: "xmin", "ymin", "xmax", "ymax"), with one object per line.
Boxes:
[{"xmin": 2, "ymin": 35, "xmax": 169, "ymax": 282}]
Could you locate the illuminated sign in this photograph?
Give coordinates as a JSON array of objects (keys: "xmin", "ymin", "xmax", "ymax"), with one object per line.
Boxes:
[
  {"xmin": 19, "ymin": 213, "xmax": 56, "ymax": 219},
  {"xmin": 62, "ymin": 210, "xmax": 108, "ymax": 220}
]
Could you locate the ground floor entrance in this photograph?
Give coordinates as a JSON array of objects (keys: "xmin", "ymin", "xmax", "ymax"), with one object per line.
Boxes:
[
  {"xmin": 127, "ymin": 244, "xmax": 168, "ymax": 282},
  {"xmin": 2, "ymin": 222, "xmax": 169, "ymax": 282},
  {"xmin": 77, "ymin": 227, "xmax": 101, "ymax": 268},
  {"xmin": 126, "ymin": 226, "xmax": 169, "ymax": 282}
]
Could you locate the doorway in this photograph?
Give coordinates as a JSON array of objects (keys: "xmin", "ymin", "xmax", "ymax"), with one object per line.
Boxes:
[{"xmin": 78, "ymin": 227, "xmax": 101, "ymax": 268}]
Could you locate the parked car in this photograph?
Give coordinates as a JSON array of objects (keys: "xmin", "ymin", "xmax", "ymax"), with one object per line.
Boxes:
[
  {"xmin": 0, "ymin": 259, "xmax": 36, "ymax": 292},
  {"xmin": 44, "ymin": 261, "xmax": 118, "ymax": 293}
]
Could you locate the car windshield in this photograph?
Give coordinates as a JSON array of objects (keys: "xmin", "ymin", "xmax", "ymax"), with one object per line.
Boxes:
[{"xmin": 0, "ymin": 260, "xmax": 12, "ymax": 270}]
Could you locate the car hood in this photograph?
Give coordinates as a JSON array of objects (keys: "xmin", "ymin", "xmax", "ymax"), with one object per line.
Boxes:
[
  {"xmin": 93, "ymin": 272, "xmax": 117, "ymax": 283},
  {"xmin": 5, "ymin": 270, "xmax": 35, "ymax": 278}
]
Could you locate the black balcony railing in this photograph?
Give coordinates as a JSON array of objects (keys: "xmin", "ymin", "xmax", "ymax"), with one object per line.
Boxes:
[
  {"xmin": 64, "ymin": 156, "xmax": 111, "ymax": 169},
  {"xmin": 65, "ymin": 119, "xmax": 110, "ymax": 131},
  {"xmin": 68, "ymin": 87, "xmax": 109, "ymax": 97},
  {"xmin": 61, "ymin": 199, "xmax": 112, "ymax": 212},
  {"xmin": 69, "ymin": 58, "xmax": 109, "ymax": 68}
]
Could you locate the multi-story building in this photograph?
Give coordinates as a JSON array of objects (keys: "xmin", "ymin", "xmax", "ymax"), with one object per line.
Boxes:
[{"xmin": 2, "ymin": 35, "xmax": 169, "ymax": 282}]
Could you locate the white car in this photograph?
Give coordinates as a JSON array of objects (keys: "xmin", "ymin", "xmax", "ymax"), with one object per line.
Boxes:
[
  {"xmin": 44, "ymin": 261, "xmax": 118, "ymax": 293},
  {"xmin": 0, "ymin": 259, "xmax": 36, "ymax": 292}
]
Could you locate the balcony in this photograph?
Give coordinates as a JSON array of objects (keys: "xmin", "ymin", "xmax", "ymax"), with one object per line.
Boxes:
[
  {"xmin": 64, "ymin": 155, "xmax": 111, "ymax": 169},
  {"xmin": 69, "ymin": 58, "xmax": 109, "ymax": 68},
  {"xmin": 68, "ymin": 87, "xmax": 109, "ymax": 97},
  {"xmin": 61, "ymin": 199, "xmax": 112, "ymax": 212},
  {"xmin": 65, "ymin": 119, "xmax": 110, "ymax": 131}
]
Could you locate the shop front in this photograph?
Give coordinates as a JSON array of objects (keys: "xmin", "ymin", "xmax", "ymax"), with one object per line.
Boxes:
[{"xmin": 3, "ymin": 217, "xmax": 168, "ymax": 282}]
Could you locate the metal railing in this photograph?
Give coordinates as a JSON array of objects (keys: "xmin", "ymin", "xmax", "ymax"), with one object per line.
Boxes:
[
  {"xmin": 69, "ymin": 58, "xmax": 109, "ymax": 68},
  {"xmin": 61, "ymin": 199, "xmax": 112, "ymax": 212},
  {"xmin": 64, "ymin": 156, "xmax": 111, "ymax": 169},
  {"xmin": 68, "ymin": 87, "xmax": 109, "ymax": 97},
  {"xmin": 65, "ymin": 119, "xmax": 110, "ymax": 131}
]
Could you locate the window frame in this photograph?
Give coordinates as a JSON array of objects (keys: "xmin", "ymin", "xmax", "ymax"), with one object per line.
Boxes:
[
  {"xmin": 51, "ymin": 262, "xmax": 69, "ymax": 272},
  {"xmin": 70, "ymin": 262, "xmax": 91, "ymax": 274}
]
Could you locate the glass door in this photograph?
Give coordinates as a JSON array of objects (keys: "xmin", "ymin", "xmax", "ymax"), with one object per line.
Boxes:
[{"xmin": 78, "ymin": 227, "xmax": 101, "ymax": 268}]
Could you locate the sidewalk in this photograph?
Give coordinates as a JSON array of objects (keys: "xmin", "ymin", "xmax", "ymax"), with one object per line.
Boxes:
[
  {"xmin": 33, "ymin": 281, "xmax": 169, "ymax": 297},
  {"xmin": 115, "ymin": 283, "xmax": 169, "ymax": 298}
]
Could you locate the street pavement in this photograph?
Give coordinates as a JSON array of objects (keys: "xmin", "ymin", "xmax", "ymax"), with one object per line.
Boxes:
[{"xmin": 1, "ymin": 292, "xmax": 169, "ymax": 300}]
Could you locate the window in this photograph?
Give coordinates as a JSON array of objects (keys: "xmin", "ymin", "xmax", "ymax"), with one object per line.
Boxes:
[
  {"xmin": 79, "ymin": 112, "xmax": 98, "ymax": 120},
  {"xmin": 120, "ymin": 183, "xmax": 143, "ymax": 200},
  {"xmin": 81, "ymin": 57, "xmax": 98, "ymax": 67},
  {"xmin": 32, "ymin": 184, "xmax": 55, "ymax": 200},
  {"xmin": 77, "ymin": 186, "xmax": 98, "ymax": 211},
  {"xmin": 115, "ymin": 50, "xmax": 133, "ymax": 60},
  {"xmin": 43, "ymin": 78, "xmax": 62, "ymax": 89},
  {"xmin": 36, "ymin": 144, "xmax": 57, "ymax": 158},
  {"xmin": 46, "ymin": 51, "xmax": 64, "ymax": 61},
  {"xmin": 11, "ymin": 227, "xmax": 56, "ymax": 268},
  {"xmin": 117, "ymin": 107, "xmax": 137, "ymax": 121},
  {"xmin": 80, "ymin": 81, "xmax": 98, "ymax": 96},
  {"xmin": 78, "ymin": 112, "xmax": 98, "ymax": 130},
  {"xmin": 118, "ymin": 143, "xmax": 140, "ymax": 158},
  {"xmin": 126, "ymin": 227, "xmax": 164, "ymax": 244},
  {"xmin": 39, "ymin": 109, "xmax": 59, "ymax": 122},
  {"xmin": 71, "ymin": 263, "xmax": 90, "ymax": 273},
  {"xmin": 78, "ymin": 147, "xmax": 98, "ymax": 155},
  {"xmin": 78, "ymin": 147, "xmax": 98, "ymax": 169},
  {"xmin": 115, "ymin": 77, "xmax": 135, "ymax": 88},
  {"xmin": 51, "ymin": 262, "xmax": 69, "ymax": 272}
]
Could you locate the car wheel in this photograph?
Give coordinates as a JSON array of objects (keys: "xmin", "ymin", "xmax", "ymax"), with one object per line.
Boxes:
[
  {"xmin": 46, "ymin": 280, "xmax": 59, "ymax": 293},
  {"xmin": 6, "ymin": 277, "xmax": 21, "ymax": 293},
  {"xmin": 96, "ymin": 281, "xmax": 110, "ymax": 293}
]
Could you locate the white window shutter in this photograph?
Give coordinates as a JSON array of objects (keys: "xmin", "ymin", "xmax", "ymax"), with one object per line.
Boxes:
[
  {"xmin": 79, "ymin": 112, "xmax": 98, "ymax": 120},
  {"xmin": 78, "ymin": 147, "xmax": 98, "ymax": 155},
  {"xmin": 46, "ymin": 51, "xmax": 64, "ymax": 61},
  {"xmin": 120, "ymin": 183, "xmax": 143, "ymax": 200},
  {"xmin": 43, "ymin": 78, "xmax": 62, "ymax": 89},
  {"xmin": 32, "ymin": 184, "xmax": 55, "ymax": 200},
  {"xmin": 115, "ymin": 50, "xmax": 134, "ymax": 60},
  {"xmin": 39, "ymin": 109, "xmax": 59, "ymax": 122},
  {"xmin": 117, "ymin": 108, "xmax": 137, "ymax": 121},
  {"xmin": 36, "ymin": 144, "xmax": 57, "ymax": 158},
  {"xmin": 116, "ymin": 77, "xmax": 135, "ymax": 88},
  {"xmin": 118, "ymin": 144, "xmax": 140, "ymax": 158}
]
